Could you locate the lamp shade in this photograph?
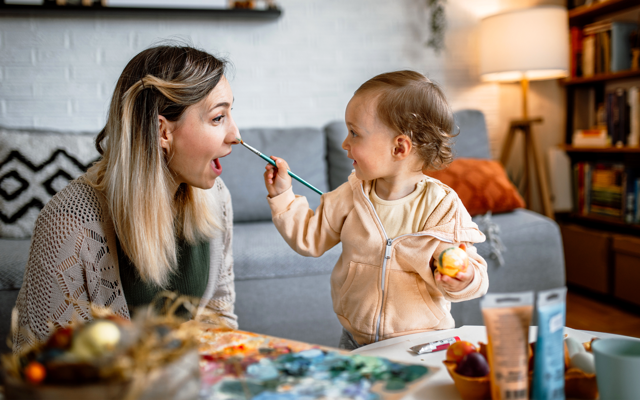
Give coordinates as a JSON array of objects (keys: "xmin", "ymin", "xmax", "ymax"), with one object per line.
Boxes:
[{"xmin": 480, "ymin": 6, "xmax": 569, "ymax": 82}]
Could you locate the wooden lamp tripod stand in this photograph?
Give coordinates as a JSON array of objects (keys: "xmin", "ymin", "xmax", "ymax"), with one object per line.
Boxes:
[{"xmin": 499, "ymin": 78, "xmax": 554, "ymax": 219}]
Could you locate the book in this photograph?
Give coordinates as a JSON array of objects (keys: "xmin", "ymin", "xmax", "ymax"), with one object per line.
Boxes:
[
  {"xmin": 615, "ymin": 88, "xmax": 629, "ymax": 146},
  {"xmin": 582, "ymin": 35, "xmax": 595, "ymax": 77},
  {"xmin": 635, "ymin": 178, "xmax": 640, "ymax": 224},
  {"xmin": 610, "ymin": 22, "xmax": 638, "ymax": 72},
  {"xmin": 629, "ymin": 86, "xmax": 640, "ymax": 147},
  {"xmin": 601, "ymin": 30, "xmax": 611, "ymax": 73},
  {"xmin": 573, "ymin": 87, "xmax": 596, "ymax": 129},
  {"xmin": 572, "ymin": 128, "xmax": 609, "ymax": 147},
  {"xmin": 624, "ymin": 169, "xmax": 638, "ymax": 224},
  {"xmin": 570, "ymin": 27, "xmax": 583, "ymax": 78},
  {"xmin": 589, "ymin": 163, "xmax": 625, "ymax": 218},
  {"xmin": 606, "ymin": 92, "xmax": 616, "ymax": 145}
]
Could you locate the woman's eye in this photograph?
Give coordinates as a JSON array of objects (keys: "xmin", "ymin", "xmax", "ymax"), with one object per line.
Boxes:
[{"xmin": 213, "ymin": 115, "xmax": 224, "ymax": 123}]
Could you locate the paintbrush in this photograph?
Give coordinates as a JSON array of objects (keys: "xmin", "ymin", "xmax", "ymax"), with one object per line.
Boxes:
[{"xmin": 237, "ymin": 137, "xmax": 324, "ymax": 196}]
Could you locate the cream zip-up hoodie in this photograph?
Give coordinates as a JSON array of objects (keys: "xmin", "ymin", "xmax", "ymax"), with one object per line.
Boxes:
[{"xmin": 268, "ymin": 172, "xmax": 489, "ymax": 345}]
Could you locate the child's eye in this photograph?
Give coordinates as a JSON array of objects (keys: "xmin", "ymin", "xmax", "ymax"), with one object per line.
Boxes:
[{"xmin": 350, "ymin": 130, "xmax": 357, "ymax": 137}]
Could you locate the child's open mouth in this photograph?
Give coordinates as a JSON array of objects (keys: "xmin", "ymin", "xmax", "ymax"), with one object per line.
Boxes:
[{"xmin": 211, "ymin": 158, "xmax": 222, "ymax": 175}]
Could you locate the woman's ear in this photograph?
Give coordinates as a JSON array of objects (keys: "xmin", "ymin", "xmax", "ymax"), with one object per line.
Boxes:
[
  {"xmin": 158, "ymin": 115, "xmax": 173, "ymax": 156},
  {"xmin": 392, "ymin": 135, "xmax": 413, "ymax": 160}
]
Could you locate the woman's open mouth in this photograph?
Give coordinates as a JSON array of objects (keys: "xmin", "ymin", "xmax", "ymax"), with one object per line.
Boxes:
[{"xmin": 211, "ymin": 158, "xmax": 222, "ymax": 175}]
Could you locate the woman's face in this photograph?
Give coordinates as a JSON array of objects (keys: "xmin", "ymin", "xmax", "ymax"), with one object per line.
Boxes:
[{"xmin": 162, "ymin": 76, "xmax": 239, "ymax": 190}]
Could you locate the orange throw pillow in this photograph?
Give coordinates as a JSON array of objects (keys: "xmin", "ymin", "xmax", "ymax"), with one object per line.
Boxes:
[{"xmin": 425, "ymin": 158, "xmax": 525, "ymax": 216}]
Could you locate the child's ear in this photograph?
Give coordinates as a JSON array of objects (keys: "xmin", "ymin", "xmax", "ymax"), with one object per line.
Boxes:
[{"xmin": 392, "ymin": 135, "xmax": 413, "ymax": 159}]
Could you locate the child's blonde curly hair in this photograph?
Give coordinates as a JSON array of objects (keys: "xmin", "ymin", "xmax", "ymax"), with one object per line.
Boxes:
[{"xmin": 355, "ymin": 70, "xmax": 457, "ymax": 171}]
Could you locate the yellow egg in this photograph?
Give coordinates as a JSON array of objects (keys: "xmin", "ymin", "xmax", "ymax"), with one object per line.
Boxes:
[
  {"xmin": 437, "ymin": 246, "xmax": 469, "ymax": 277},
  {"xmin": 70, "ymin": 320, "xmax": 121, "ymax": 361}
]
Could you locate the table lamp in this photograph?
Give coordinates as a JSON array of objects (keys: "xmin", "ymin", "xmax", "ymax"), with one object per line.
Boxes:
[{"xmin": 479, "ymin": 5, "xmax": 569, "ymax": 219}]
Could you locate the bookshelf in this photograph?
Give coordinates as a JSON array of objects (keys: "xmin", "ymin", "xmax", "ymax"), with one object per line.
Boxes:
[{"xmin": 563, "ymin": 0, "xmax": 640, "ymax": 308}]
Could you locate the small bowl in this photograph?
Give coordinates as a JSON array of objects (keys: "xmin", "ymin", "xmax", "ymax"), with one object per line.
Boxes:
[
  {"xmin": 564, "ymin": 367, "xmax": 598, "ymax": 400},
  {"xmin": 445, "ymin": 342, "xmax": 599, "ymax": 400},
  {"xmin": 443, "ymin": 360, "xmax": 491, "ymax": 400}
]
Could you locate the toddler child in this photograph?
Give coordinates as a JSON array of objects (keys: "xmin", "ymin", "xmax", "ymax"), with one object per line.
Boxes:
[{"xmin": 263, "ymin": 70, "xmax": 488, "ymax": 350}]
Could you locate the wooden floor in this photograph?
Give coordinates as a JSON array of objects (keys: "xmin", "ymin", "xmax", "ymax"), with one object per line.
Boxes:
[{"xmin": 566, "ymin": 290, "xmax": 640, "ymax": 338}]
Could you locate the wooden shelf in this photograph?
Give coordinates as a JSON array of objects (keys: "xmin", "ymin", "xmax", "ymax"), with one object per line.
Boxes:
[
  {"xmin": 564, "ymin": 213, "xmax": 640, "ymax": 233},
  {"xmin": 563, "ymin": 69, "xmax": 640, "ymax": 86},
  {"xmin": 569, "ymin": 0, "xmax": 640, "ymax": 26},
  {"xmin": 562, "ymin": 145, "xmax": 640, "ymax": 153},
  {"xmin": 0, "ymin": 2, "xmax": 283, "ymax": 19}
]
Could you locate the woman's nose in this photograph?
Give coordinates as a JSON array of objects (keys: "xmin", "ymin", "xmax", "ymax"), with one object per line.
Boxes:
[{"xmin": 227, "ymin": 117, "xmax": 240, "ymax": 144}]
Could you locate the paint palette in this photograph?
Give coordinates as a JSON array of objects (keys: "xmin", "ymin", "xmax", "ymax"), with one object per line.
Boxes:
[{"xmin": 197, "ymin": 327, "xmax": 434, "ymax": 399}]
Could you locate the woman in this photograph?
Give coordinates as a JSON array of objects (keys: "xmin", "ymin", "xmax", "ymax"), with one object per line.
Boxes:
[{"xmin": 13, "ymin": 45, "xmax": 239, "ymax": 353}]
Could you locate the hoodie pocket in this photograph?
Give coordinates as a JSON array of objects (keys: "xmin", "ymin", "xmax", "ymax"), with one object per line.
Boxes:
[
  {"xmin": 382, "ymin": 269, "xmax": 445, "ymax": 335},
  {"xmin": 338, "ymin": 261, "xmax": 380, "ymax": 335}
]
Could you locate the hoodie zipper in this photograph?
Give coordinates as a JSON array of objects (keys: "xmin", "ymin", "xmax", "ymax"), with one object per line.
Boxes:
[{"xmin": 360, "ymin": 183, "xmax": 453, "ymax": 343}]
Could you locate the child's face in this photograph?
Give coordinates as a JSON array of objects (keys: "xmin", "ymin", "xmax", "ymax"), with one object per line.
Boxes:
[
  {"xmin": 162, "ymin": 76, "xmax": 239, "ymax": 190},
  {"xmin": 342, "ymin": 93, "xmax": 397, "ymax": 181}
]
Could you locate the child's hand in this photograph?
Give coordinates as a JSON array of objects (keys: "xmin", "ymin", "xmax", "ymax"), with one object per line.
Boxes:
[
  {"xmin": 264, "ymin": 156, "xmax": 292, "ymax": 198},
  {"xmin": 433, "ymin": 244, "xmax": 474, "ymax": 292},
  {"xmin": 435, "ymin": 266, "xmax": 475, "ymax": 292}
]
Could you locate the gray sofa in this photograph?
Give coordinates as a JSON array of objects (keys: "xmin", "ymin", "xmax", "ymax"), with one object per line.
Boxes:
[{"xmin": 0, "ymin": 109, "xmax": 566, "ymax": 352}]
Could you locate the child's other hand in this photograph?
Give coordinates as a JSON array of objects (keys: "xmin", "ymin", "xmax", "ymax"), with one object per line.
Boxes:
[{"xmin": 264, "ymin": 156, "xmax": 292, "ymax": 198}]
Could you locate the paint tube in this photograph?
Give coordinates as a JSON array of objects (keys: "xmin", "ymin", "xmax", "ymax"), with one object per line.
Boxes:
[
  {"xmin": 410, "ymin": 336, "xmax": 460, "ymax": 355},
  {"xmin": 532, "ymin": 287, "xmax": 567, "ymax": 400},
  {"xmin": 481, "ymin": 291, "xmax": 534, "ymax": 400}
]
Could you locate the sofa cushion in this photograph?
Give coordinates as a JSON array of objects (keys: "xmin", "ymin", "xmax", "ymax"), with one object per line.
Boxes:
[
  {"xmin": 425, "ymin": 158, "xmax": 525, "ymax": 216},
  {"xmin": 233, "ymin": 221, "xmax": 341, "ymax": 280},
  {"xmin": 0, "ymin": 238, "xmax": 30, "ymax": 290},
  {"xmin": 0, "ymin": 127, "xmax": 99, "ymax": 238},
  {"xmin": 452, "ymin": 110, "xmax": 492, "ymax": 160},
  {"xmin": 324, "ymin": 121, "xmax": 353, "ymax": 191},
  {"xmin": 223, "ymin": 128, "xmax": 329, "ymax": 223}
]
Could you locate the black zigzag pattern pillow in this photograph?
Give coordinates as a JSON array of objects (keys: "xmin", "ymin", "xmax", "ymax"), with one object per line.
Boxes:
[{"xmin": 0, "ymin": 127, "xmax": 100, "ymax": 238}]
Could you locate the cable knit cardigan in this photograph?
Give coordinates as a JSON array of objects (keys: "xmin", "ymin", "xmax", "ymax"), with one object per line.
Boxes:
[{"xmin": 12, "ymin": 175, "xmax": 237, "ymax": 353}]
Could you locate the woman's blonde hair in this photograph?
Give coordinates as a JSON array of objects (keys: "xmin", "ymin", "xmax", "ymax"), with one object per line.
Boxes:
[
  {"xmin": 355, "ymin": 70, "xmax": 457, "ymax": 171},
  {"xmin": 87, "ymin": 45, "xmax": 227, "ymax": 287}
]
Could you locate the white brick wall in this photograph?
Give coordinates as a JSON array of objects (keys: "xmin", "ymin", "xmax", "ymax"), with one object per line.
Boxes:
[{"xmin": 0, "ymin": 0, "xmax": 541, "ymax": 159}]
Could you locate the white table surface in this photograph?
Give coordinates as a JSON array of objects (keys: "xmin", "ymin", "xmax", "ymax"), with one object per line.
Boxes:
[{"xmin": 352, "ymin": 325, "xmax": 631, "ymax": 400}]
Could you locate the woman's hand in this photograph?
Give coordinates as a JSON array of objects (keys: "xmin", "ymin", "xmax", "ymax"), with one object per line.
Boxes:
[{"xmin": 264, "ymin": 156, "xmax": 292, "ymax": 198}]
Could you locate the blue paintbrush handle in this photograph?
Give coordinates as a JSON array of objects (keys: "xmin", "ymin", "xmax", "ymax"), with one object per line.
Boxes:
[{"xmin": 259, "ymin": 153, "xmax": 324, "ymax": 196}]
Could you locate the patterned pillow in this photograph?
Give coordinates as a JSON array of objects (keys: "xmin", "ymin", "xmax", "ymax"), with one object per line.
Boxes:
[
  {"xmin": 0, "ymin": 127, "xmax": 100, "ymax": 238},
  {"xmin": 425, "ymin": 158, "xmax": 525, "ymax": 216}
]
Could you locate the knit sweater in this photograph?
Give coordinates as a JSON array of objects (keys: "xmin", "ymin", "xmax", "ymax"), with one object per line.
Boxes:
[{"xmin": 12, "ymin": 176, "xmax": 237, "ymax": 353}]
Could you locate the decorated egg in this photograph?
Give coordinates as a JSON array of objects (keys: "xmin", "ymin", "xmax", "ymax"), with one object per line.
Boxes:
[
  {"xmin": 436, "ymin": 245, "xmax": 469, "ymax": 277},
  {"xmin": 569, "ymin": 351, "xmax": 596, "ymax": 374},
  {"xmin": 70, "ymin": 320, "xmax": 121, "ymax": 361},
  {"xmin": 24, "ymin": 361, "xmax": 46, "ymax": 385},
  {"xmin": 564, "ymin": 337, "xmax": 585, "ymax": 358}
]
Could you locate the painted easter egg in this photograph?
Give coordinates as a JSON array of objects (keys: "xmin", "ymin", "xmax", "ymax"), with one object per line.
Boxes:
[
  {"xmin": 437, "ymin": 246, "xmax": 469, "ymax": 277},
  {"xmin": 569, "ymin": 351, "xmax": 596, "ymax": 374},
  {"xmin": 70, "ymin": 320, "xmax": 121, "ymax": 361},
  {"xmin": 24, "ymin": 361, "xmax": 46, "ymax": 385},
  {"xmin": 564, "ymin": 337, "xmax": 585, "ymax": 358}
]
